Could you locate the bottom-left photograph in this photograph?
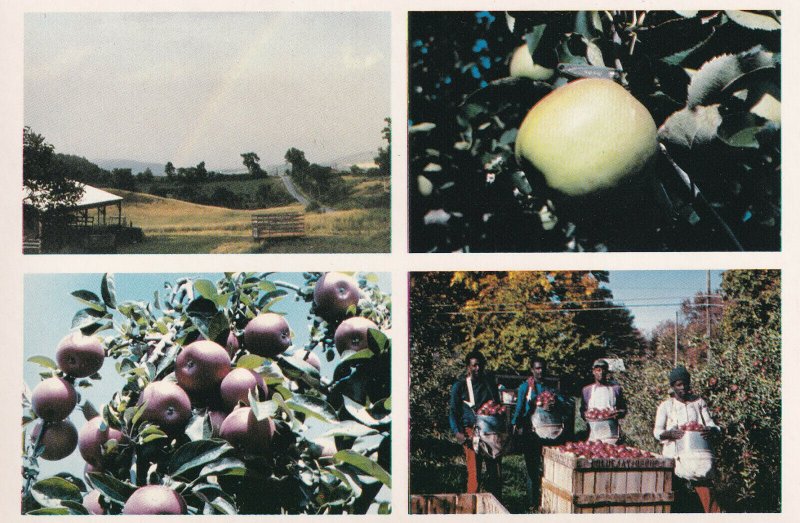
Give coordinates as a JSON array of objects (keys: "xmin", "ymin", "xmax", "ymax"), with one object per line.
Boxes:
[{"xmin": 22, "ymin": 272, "xmax": 392, "ymax": 515}]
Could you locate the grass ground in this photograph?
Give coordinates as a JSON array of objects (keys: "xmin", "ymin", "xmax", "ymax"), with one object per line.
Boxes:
[
  {"xmin": 109, "ymin": 190, "xmax": 390, "ymax": 253},
  {"xmin": 410, "ymin": 451, "xmax": 530, "ymax": 514}
]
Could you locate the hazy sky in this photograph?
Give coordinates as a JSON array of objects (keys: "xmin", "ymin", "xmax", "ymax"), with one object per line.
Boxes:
[
  {"xmin": 607, "ymin": 270, "xmax": 724, "ymax": 334},
  {"xmin": 24, "ymin": 12, "xmax": 390, "ymax": 170}
]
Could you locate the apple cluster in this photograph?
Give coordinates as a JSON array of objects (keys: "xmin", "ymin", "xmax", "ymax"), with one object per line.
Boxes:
[
  {"xmin": 557, "ymin": 441, "xmax": 655, "ymax": 460},
  {"xmin": 584, "ymin": 407, "xmax": 617, "ymax": 421},
  {"xmin": 477, "ymin": 400, "xmax": 507, "ymax": 416},
  {"xmin": 27, "ymin": 272, "xmax": 388, "ymax": 515},
  {"xmin": 28, "ymin": 333, "xmax": 106, "ymax": 461},
  {"xmin": 679, "ymin": 421, "xmax": 706, "ymax": 432},
  {"xmin": 535, "ymin": 390, "xmax": 556, "ymax": 409}
]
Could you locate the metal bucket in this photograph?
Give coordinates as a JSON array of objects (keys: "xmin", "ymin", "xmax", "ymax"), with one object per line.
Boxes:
[
  {"xmin": 531, "ymin": 408, "xmax": 563, "ymax": 441},
  {"xmin": 475, "ymin": 414, "xmax": 506, "ymax": 435},
  {"xmin": 675, "ymin": 431, "xmax": 714, "ymax": 480},
  {"xmin": 675, "ymin": 430, "xmax": 712, "ymax": 454},
  {"xmin": 587, "ymin": 419, "xmax": 620, "ymax": 443}
]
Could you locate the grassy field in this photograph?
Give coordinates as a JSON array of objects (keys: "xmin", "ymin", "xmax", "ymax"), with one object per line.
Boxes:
[{"xmin": 108, "ymin": 190, "xmax": 390, "ymax": 253}]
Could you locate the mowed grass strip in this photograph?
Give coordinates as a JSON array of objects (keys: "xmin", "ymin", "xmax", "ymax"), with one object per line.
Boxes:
[{"xmin": 108, "ymin": 189, "xmax": 389, "ymax": 253}]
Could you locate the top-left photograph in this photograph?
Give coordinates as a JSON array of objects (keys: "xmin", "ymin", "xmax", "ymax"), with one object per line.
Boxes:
[{"xmin": 22, "ymin": 12, "xmax": 391, "ymax": 254}]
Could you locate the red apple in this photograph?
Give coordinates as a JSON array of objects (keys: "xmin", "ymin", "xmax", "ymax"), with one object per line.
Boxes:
[
  {"xmin": 175, "ymin": 340, "xmax": 231, "ymax": 393},
  {"xmin": 243, "ymin": 313, "xmax": 292, "ymax": 358},
  {"xmin": 31, "ymin": 377, "xmax": 78, "ymax": 422},
  {"xmin": 55, "ymin": 332, "xmax": 105, "ymax": 378},
  {"xmin": 123, "ymin": 485, "xmax": 186, "ymax": 515},
  {"xmin": 225, "ymin": 331, "xmax": 240, "ymax": 358},
  {"xmin": 334, "ymin": 316, "xmax": 378, "ymax": 354},
  {"xmin": 139, "ymin": 381, "xmax": 192, "ymax": 435},
  {"xmin": 83, "ymin": 489, "xmax": 105, "ymax": 515},
  {"xmin": 78, "ymin": 416, "xmax": 124, "ymax": 468},
  {"xmin": 29, "ymin": 419, "xmax": 78, "ymax": 461},
  {"xmin": 295, "ymin": 349, "xmax": 321, "ymax": 372},
  {"xmin": 313, "ymin": 272, "xmax": 362, "ymax": 321},
  {"xmin": 219, "ymin": 368, "xmax": 268, "ymax": 411},
  {"xmin": 219, "ymin": 406, "xmax": 275, "ymax": 454}
]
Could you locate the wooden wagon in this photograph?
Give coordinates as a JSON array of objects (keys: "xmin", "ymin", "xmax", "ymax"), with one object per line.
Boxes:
[{"xmin": 541, "ymin": 447, "xmax": 674, "ymax": 513}]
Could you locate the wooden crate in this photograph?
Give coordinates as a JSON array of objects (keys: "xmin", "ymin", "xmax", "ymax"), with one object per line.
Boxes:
[
  {"xmin": 541, "ymin": 447, "xmax": 674, "ymax": 513},
  {"xmin": 410, "ymin": 493, "xmax": 508, "ymax": 514},
  {"xmin": 252, "ymin": 212, "xmax": 305, "ymax": 240}
]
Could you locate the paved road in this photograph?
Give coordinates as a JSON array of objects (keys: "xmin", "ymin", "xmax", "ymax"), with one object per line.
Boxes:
[{"xmin": 278, "ymin": 174, "xmax": 333, "ymax": 212}]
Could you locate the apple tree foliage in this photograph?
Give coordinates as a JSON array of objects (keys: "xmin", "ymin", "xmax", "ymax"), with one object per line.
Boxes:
[
  {"xmin": 409, "ymin": 11, "xmax": 780, "ymax": 252},
  {"xmin": 22, "ymin": 272, "xmax": 392, "ymax": 515},
  {"xmin": 619, "ymin": 270, "xmax": 780, "ymax": 512}
]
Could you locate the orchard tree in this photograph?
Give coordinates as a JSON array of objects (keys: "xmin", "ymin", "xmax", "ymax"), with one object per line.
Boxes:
[
  {"xmin": 285, "ymin": 148, "xmax": 310, "ymax": 174},
  {"xmin": 241, "ymin": 153, "xmax": 265, "ymax": 178},
  {"xmin": 374, "ymin": 117, "xmax": 391, "ymax": 177},
  {"xmin": 622, "ymin": 269, "xmax": 780, "ymax": 512},
  {"xmin": 22, "ymin": 272, "xmax": 392, "ymax": 515},
  {"xmin": 449, "ymin": 271, "xmax": 641, "ymax": 393},
  {"xmin": 23, "ymin": 127, "xmax": 84, "ymax": 212},
  {"xmin": 164, "ymin": 162, "xmax": 176, "ymax": 180},
  {"xmin": 409, "ymin": 11, "xmax": 780, "ymax": 252}
]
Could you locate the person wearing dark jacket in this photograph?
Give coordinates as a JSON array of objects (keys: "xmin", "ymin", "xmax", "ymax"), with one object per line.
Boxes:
[
  {"xmin": 449, "ymin": 350, "xmax": 502, "ymax": 498},
  {"xmin": 511, "ymin": 357, "xmax": 558, "ymax": 512}
]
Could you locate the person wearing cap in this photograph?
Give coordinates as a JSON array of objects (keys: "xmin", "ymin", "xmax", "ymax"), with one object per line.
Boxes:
[
  {"xmin": 512, "ymin": 356, "xmax": 561, "ymax": 512},
  {"xmin": 449, "ymin": 350, "xmax": 502, "ymax": 499},
  {"xmin": 653, "ymin": 365, "xmax": 721, "ymax": 513},
  {"xmin": 580, "ymin": 359, "xmax": 627, "ymax": 441}
]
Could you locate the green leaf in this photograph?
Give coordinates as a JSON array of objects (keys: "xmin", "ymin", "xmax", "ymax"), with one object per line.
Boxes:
[
  {"xmin": 367, "ymin": 328, "xmax": 388, "ymax": 354},
  {"xmin": 207, "ymin": 313, "xmax": 230, "ymax": 346},
  {"xmin": 71, "ymin": 307, "xmax": 107, "ymax": 329},
  {"xmin": 409, "ymin": 122, "xmax": 436, "ymax": 134},
  {"xmin": 198, "ymin": 457, "xmax": 247, "ymax": 478},
  {"xmin": 285, "ymin": 394, "xmax": 337, "ymax": 423},
  {"xmin": 343, "ymin": 396, "xmax": 391, "ymax": 427},
  {"xmin": 658, "ymin": 105, "xmax": 722, "ymax": 149},
  {"xmin": 726, "ymin": 10, "xmax": 780, "ymax": 31},
  {"xmin": 60, "ymin": 500, "xmax": 91, "ymax": 515},
  {"xmin": 250, "ymin": 399, "xmax": 279, "ymax": 421},
  {"xmin": 27, "ymin": 355, "xmax": 57, "ymax": 370},
  {"xmin": 334, "ymin": 450, "xmax": 392, "ymax": 488},
  {"xmin": 687, "ymin": 49, "xmax": 777, "ymax": 108},
  {"xmin": 86, "ymin": 472, "xmax": 136, "ymax": 504},
  {"xmin": 321, "ymin": 421, "xmax": 379, "ymax": 438},
  {"xmin": 30, "ymin": 477, "xmax": 83, "ymax": 508},
  {"xmin": 26, "ymin": 507, "xmax": 70, "ymax": 515},
  {"xmin": 237, "ymin": 354, "xmax": 266, "ymax": 370},
  {"xmin": 168, "ymin": 440, "xmax": 234, "ymax": 478},
  {"xmin": 101, "ymin": 273, "xmax": 117, "ymax": 309},
  {"xmin": 185, "ymin": 412, "xmax": 211, "ymax": 441},
  {"xmin": 193, "ymin": 279, "xmax": 218, "ymax": 301},
  {"xmin": 72, "ymin": 290, "xmax": 105, "ymax": 312}
]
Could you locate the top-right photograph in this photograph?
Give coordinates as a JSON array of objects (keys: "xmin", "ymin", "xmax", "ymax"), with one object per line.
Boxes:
[{"xmin": 408, "ymin": 11, "xmax": 781, "ymax": 253}]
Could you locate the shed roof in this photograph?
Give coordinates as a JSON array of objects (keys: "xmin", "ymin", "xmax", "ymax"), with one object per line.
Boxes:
[{"xmin": 24, "ymin": 183, "xmax": 123, "ymax": 212}]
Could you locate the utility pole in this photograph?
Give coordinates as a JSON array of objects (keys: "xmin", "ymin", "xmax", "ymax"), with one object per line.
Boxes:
[{"xmin": 674, "ymin": 310, "xmax": 679, "ymax": 366}]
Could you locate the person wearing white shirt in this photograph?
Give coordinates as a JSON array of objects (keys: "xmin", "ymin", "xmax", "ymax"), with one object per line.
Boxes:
[{"xmin": 653, "ymin": 366, "xmax": 721, "ymax": 513}]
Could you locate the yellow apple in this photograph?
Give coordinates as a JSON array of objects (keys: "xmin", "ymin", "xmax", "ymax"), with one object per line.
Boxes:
[{"xmin": 515, "ymin": 78, "xmax": 658, "ymax": 196}]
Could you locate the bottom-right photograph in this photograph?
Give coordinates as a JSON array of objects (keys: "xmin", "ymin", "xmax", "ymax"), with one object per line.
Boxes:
[{"xmin": 409, "ymin": 270, "xmax": 780, "ymax": 514}]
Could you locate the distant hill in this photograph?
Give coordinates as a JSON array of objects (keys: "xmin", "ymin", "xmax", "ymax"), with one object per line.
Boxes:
[{"xmin": 93, "ymin": 150, "xmax": 377, "ymax": 177}]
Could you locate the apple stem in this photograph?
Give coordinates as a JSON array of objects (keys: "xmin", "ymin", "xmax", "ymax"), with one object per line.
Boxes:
[{"xmin": 658, "ymin": 144, "xmax": 744, "ymax": 251}]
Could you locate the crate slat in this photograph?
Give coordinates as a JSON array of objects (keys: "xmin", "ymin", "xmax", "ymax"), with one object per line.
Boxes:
[
  {"xmin": 410, "ymin": 493, "xmax": 507, "ymax": 514},
  {"xmin": 541, "ymin": 447, "xmax": 674, "ymax": 513}
]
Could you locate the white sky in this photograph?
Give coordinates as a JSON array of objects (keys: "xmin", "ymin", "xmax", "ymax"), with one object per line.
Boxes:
[{"xmin": 24, "ymin": 12, "xmax": 390, "ymax": 170}]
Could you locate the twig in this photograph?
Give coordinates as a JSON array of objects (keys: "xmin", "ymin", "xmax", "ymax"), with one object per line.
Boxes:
[{"xmin": 659, "ymin": 143, "xmax": 745, "ymax": 251}]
